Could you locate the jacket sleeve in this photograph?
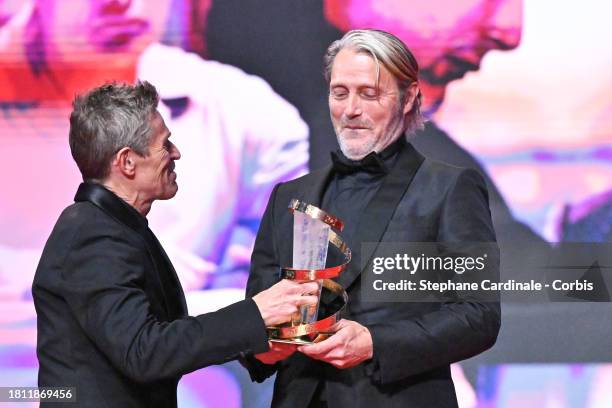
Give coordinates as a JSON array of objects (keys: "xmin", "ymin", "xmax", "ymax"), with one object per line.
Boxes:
[
  {"xmin": 241, "ymin": 183, "xmax": 285, "ymax": 382},
  {"xmin": 365, "ymin": 168, "xmax": 501, "ymax": 385},
  {"xmin": 60, "ymin": 216, "xmax": 269, "ymax": 383}
]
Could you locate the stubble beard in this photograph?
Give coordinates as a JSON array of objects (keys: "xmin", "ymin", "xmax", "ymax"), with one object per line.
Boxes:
[{"xmin": 335, "ymin": 110, "xmax": 406, "ymax": 161}]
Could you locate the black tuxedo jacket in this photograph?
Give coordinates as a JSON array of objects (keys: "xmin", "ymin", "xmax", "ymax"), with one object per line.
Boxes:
[
  {"xmin": 33, "ymin": 183, "xmax": 269, "ymax": 407},
  {"xmin": 245, "ymin": 143, "xmax": 500, "ymax": 408}
]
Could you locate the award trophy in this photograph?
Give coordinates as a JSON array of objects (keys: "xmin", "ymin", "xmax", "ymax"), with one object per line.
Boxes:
[{"xmin": 267, "ymin": 199, "xmax": 351, "ymax": 344}]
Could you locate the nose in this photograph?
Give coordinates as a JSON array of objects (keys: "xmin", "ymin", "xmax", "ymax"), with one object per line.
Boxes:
[
  {"xmin": 344, "ymin": 93, "xmax": 362, "ymax": 118},
  {"xmin": 170, "ymin": 142, "xmax": 181, "ymax": 160}
]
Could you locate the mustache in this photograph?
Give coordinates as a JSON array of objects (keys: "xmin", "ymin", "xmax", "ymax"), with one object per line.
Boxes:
[{"xmin": 341, "ymin": 119, "xmax": 372, "ymax": 129}]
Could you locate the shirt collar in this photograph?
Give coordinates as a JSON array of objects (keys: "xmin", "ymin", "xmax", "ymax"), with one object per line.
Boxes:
[{"xmin": 74, "ymin": 182, "xmax": 149, "ymax": 233}]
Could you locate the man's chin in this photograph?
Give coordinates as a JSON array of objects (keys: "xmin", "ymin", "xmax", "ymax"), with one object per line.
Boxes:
[
  {"xmin": 170, "ymin": 184, "xmax": 179, "ymax": 197},
  {"xmin": 340, "ymin": 147, "xmax": 370, "ymax": 161},
  {"xmin": 160, "ymin": 184, "xmax": 179, "ymax": 200},
  {"xmin": 339, "ymin": 142, "xmax": 374, "ymax": 160},
  {"xmin": 338, "ymin": 138, "xmax": 373, "ymax": 160}
]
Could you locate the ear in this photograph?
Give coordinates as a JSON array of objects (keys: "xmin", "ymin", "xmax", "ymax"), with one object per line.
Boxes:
[
  {"xmin": 402, "ymin": 82, "xmax": 420, "ymax": 116},
  {"xmin": 112, "ymin": 147, "xmax": 137, "ymax": 178}
]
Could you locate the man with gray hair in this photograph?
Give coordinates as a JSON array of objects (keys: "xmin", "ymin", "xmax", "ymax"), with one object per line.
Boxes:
[
  {"xmin": 244, "ymin": 29, "xmax": 499, "ymax": 407},
  {"xmin": 32, "ymin": 81, "xmax": 317, "ymax": 407}
]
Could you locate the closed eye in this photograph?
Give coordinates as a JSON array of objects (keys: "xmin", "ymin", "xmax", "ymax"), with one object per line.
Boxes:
[
  {"xmin": 361, "ymin": 88, "xmax": 378, "ymax": 99},
  {"xmin": 330, "ymin": 86, "xmax": 348, "ymax": 100}
]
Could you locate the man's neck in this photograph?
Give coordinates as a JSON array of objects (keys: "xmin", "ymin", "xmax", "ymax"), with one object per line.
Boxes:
[{"xmin": 101, "ymin": 180, "xmax": 151, "ymax": 217}]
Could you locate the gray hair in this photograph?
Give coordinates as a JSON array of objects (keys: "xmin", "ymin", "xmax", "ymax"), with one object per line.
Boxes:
[
  {"xmin": 323, "ymin": 29, "xmax": 424, "ymax": 134},
  {"xmin": 69, "ymin": 81, "xmax": 160, "ymax": 181}
]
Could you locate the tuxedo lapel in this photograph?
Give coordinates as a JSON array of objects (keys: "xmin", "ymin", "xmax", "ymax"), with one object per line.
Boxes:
[
  {"xmin": 336, "ymin": 143, "xmax": 425, "ymax": 290},
  {"xmin": 148, "ymin": 234, "xmax": 188, "ymax": 317},
  {"xmin": 303, "ymin": 165, "xmax": 334, "ymax": 207},
  {"xmin": 75, "ymin": 182, "xmax": 187, "ymax": 319}
]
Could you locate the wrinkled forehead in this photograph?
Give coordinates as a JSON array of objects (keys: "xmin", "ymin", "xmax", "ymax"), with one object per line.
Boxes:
[{"xmin": 330, "ymin": 48, "xmax": 401, "ymax": 92}]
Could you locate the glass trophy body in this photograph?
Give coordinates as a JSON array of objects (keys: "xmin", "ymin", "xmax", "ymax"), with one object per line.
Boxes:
[
  {"xmin": 267, "ymin": 199, "xmax": 349, "ymax": 344},
  {"xmin": 292, "ymin": 211, "xmax": 329, "ymax": 325}
]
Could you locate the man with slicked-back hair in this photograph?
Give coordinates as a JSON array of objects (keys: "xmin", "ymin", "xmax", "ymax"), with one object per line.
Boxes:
[{"xmin": 243, "ymin": 30, "xmax": 500, "ymax": 408}]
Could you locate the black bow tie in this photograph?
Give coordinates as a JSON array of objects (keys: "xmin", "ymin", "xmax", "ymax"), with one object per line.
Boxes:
[{"xmin": 331, "ymin": 150, "xmax": 389, "ymax": 175}]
